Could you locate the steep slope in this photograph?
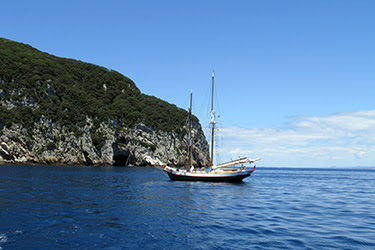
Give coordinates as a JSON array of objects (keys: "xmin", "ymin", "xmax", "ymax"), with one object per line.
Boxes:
[{"xmin": 0, "ymin": 38, "xmax": 210, "ymax": 167}]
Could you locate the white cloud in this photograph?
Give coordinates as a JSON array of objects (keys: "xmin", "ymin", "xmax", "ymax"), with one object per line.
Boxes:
[{"xmin": 208, "ymin": 110, "xmax": 375, "ymax": 167}]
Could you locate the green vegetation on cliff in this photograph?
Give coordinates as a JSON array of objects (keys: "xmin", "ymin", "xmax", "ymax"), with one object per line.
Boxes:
[{"xmin": 0, "ymin": 38, "xmax": 195, "ymax": 133}]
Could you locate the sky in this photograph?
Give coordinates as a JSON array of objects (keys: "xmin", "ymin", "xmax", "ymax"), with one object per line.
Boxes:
[{"xmin": 1, "ymin": 0, "xmax": 375, "ymax": 167}]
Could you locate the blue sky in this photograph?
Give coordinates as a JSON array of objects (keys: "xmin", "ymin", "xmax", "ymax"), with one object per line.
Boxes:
[{"xmin": 2, "ymin": 0, "xmax": 375, "ymax": 167}]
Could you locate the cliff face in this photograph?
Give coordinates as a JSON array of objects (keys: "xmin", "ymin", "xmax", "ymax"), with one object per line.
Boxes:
[
  {"xmin": 0, "ymin": 38, "xmax": 210, "ymax": 167},
  {"xmin": 0, "ymin": 117, "xmax": 209, "ymax": 167}
]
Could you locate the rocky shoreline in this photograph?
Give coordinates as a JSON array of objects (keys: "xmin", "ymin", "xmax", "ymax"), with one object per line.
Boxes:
[{"xmin": 0, "ymin": 117, "xmax": 210, "ymax": 168}]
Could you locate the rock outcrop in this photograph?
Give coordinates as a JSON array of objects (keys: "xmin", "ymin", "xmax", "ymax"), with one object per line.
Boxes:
[{"xmin": 0, "ymin": 117, "xmax": 210, "ymax": 167}]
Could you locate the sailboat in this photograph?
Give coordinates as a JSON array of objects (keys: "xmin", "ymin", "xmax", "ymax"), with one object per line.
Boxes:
[{"xmin": 162, "ymin": 71, "xmax": 260, "ymax": 182}]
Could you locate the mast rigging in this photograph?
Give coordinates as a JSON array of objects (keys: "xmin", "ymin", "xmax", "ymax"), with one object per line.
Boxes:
[
  {"xmin": 188, "ymin": 90, "xmax": 193, "ymax": 170},
  {"xmin": 210, "ymin": 70, "xmax": 215, "ymax": 167}
]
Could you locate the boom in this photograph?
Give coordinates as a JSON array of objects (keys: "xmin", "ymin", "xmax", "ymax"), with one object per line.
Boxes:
[{"xmin": 212, "ymin": 157, "xmax": 261, "ymax": 170}]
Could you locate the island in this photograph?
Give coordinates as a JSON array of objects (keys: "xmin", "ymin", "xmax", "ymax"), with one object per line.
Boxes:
[{"xmin": 0, "ymin": 38, "xmax": 209, "ymax": 167}]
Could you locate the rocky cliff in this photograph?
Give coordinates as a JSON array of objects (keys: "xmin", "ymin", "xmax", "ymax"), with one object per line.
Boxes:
[
  {"xmin": 0, "ymin": 38, "xmax": 210, "ymax": 167},
  {"xmin": 0, "ymin": 117, "xmax": 209, "ymax": 167}
]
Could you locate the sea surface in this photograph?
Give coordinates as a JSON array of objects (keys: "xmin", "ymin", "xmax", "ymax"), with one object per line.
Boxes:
[{"xmin": 1, "ymin": 165, "xmax": 375, "ymax": 249}]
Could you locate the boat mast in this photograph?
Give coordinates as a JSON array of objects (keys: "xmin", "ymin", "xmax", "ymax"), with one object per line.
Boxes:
[
  {"xmin": 210, "ymin": 70, "xmax": 215, "ymax": 167},
  {"xmin": 188, "ymin": 90, "xmax": 193, "ymax": 170}
]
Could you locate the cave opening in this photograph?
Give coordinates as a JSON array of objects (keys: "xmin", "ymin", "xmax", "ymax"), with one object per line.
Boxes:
[
  {"xmin": 113, "ymin": 155, "xmax": 128, "ymax": 166},
  {"xmin": 113, "ymin": 153, "xmax": 136, "ymax": 166}
]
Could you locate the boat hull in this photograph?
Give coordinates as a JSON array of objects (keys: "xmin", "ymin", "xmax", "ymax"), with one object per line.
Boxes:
[{"xmin": 163, "ymin": 169, "xmax": 253, "ymax": 183}]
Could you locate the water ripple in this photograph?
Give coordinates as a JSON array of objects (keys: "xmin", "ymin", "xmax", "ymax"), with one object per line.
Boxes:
[{"xmin": 1, "ymin": 165, "xmax": 375, "ymax": 249}]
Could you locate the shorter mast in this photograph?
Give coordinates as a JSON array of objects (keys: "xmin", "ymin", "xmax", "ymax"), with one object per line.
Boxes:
[
  {"xmin": 188, "ymin": 90, "xmax": 193, "ymax": 171},
  {"xmin": 210, "ymin": 70, "xmax": 215, "ymax": 167}
]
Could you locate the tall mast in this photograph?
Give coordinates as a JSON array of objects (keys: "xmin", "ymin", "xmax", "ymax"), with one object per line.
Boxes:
[
  {"xmin": 210, "ymin": 70, "xmax": 215, "ymax": 167},
  {"xmin": 188, "ymin": 90, "xmax": 193, "ymax": 170}
]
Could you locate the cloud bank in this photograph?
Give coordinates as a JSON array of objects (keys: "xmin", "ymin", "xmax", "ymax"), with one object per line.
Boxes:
[{"xmin": 215, "ymin": 110, "xmax": 375, "ymax": 167}]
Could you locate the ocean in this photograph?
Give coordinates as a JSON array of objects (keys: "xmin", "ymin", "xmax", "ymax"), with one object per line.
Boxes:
[{"xmin": 1, "ymin": 164, "xmax": 375, "ymax": 249}]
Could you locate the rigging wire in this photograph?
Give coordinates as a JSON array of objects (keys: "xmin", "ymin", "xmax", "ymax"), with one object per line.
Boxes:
[{"xmin": 201, "ymin": 73, "xmax": 243, "ymax": 166}]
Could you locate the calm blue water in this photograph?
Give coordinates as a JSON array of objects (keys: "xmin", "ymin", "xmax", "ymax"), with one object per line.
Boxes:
[{"xmin": 1, "ymin": 165, "xmax": 375, "ymax": 249}]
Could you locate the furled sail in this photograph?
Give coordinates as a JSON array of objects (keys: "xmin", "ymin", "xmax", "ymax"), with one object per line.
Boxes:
[{"xmin": 212, "ymin": 157, "xmax": 261, "ymax": 170}]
